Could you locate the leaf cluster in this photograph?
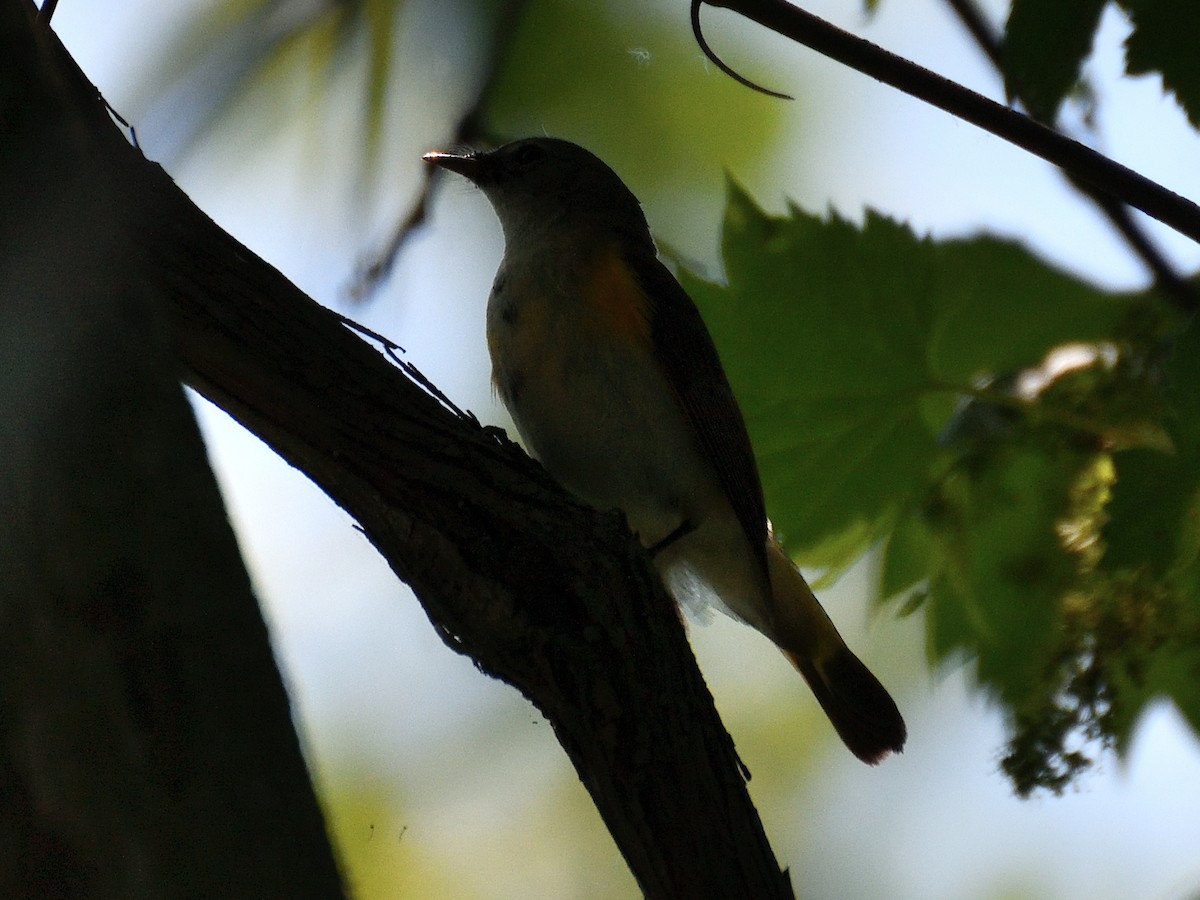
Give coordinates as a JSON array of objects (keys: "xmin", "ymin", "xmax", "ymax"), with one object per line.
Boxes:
[
  {"xmin": 672, "ymin": 0, "xmax": 1200, "ymax": 797},
  {"xmin": 684, "ymin": 174, "xmax": 1198, "ymax": 795}
]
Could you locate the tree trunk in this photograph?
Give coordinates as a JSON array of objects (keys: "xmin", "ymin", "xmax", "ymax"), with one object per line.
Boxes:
[{"xmin": 0, "ymin": 4, "xmax": 345, "ymax": 898}]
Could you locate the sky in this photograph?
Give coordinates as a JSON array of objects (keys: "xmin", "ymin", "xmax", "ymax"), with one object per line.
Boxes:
[{"xmin": 49, "ymin": 0, "xmax": 1200, "ymax": 897}]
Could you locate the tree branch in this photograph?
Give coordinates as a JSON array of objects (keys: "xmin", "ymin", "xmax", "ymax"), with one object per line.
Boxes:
[
  {"xmin": 20, "ymin": 4, "xmax": 794, "ymax": 896},
  {"xmin": 941, "ymin": 0, "xmax": 1196, "ymax": 314},
  {"xmin": 698, "ymin": 0, "xmax": 1200, "ymax": 246}
]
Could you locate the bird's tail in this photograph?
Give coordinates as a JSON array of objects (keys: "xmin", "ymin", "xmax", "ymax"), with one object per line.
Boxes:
[{"xmin": 765, "ymin": 542, "xmax": 906, "ymax": 764}]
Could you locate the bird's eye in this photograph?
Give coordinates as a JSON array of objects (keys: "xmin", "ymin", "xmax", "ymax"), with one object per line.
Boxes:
[{"xmin": 511, "ymin": 143, "xmax": 545, "ymax": 168}]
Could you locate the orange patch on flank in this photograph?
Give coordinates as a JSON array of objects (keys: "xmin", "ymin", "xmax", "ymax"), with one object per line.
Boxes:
[{"xmin": 582, "ymin": 247, "xmax": 652, "ymax": 345}]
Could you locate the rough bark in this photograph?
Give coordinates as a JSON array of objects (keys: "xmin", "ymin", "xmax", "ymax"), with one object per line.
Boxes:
[{"xmin": 0, "ymin": 4, "xmax": 344, "ymax": 897}]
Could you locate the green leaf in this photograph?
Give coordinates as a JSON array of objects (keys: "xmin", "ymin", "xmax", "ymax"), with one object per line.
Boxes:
[
  {"xmin": 682, "ymin": 183, "xmax": 1130, "ymax": 574},
  {"xmin": 1105, "ymin": 312, "xmax": 1200, "ymax": 577},
  {"xmin": 1119, "ymin": 0, "xmax": 1200, "ymax": 128},
  {"xmin": 1003, "ymin": 0, "xmax": 1107, "ymax": 117},
  {"xmin": 1145, "ymin": 646, "xmax": 1200, "ymax": 739},
  {"xmin": 1163, "ymin": 310, "xmax": 1200, "ymax": 440},
  {"xmin": 926, "ymin": 238, "xmax": 1123, "ymax": 384},
  {"xmin": 1107, "ymin": 637, "xmax": 1200, "ymax": 753},
  {"xmin": 1090, "ymin": 316, "xmax": 1200, "ymax": 759},
  {"xmin": 926, "ymin": 443, "xmax": 1085, "ymax": 704},
  {"xmin": 880, "ymin": 510, "xmax": 935, "ymax": 600},
  {"xmin": 361, "ymin": 0, "xmax": 404, "ymax": 164},
  {"xmin": 1104, "ymin": 448, "xmax": 1197, "ymax": 573}
]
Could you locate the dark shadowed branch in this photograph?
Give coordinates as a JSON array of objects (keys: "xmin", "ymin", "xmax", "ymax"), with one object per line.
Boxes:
[{"xmin": 695, "ymin": 0, "xmax": 1200, "ymax": 247}]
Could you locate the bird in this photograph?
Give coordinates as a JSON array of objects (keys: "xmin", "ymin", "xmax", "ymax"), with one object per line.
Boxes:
[{"xmin": 424, "ymin": 137, "xmax": 905, "ymax": 763}]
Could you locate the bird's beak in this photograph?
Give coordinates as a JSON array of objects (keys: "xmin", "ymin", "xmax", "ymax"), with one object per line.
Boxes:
[{"xmin": 423, "ymin": 150, "xmax": 484, "ymax": 181}]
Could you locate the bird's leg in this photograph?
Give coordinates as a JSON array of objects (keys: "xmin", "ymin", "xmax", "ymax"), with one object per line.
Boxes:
[{"xmin": 647, "ymin": 518, "xmax": 696, "ymax": 557}]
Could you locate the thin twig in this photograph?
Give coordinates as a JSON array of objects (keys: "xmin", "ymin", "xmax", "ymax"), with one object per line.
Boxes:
[
  {"xmin": 332, "ymin": 311, "xmax": 473, "ymax": 421},
  {"xmin": 702, "ymin": 0, "xmax": 1200, "ymax": 247},
  {"xmin": 690, "ymin": 0, "xmax": 791, "ymax": 99},
  {"xmin": 943, "ymin": 0, "xmax": 1195, "ymax": 314},
  {"xmin": 344, "ymin": 169, "xmax": 437, "ymax": 303},
  {"xmin": 345, "ymin": 0, "xmax": 527, "ymax": 303},
  {"xmin": 36, "ymin": 0, "xmax": 58, "ymax": 25}
]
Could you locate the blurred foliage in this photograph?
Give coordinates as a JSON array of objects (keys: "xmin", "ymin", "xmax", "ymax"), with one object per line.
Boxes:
[
  {"xmin": 684, "ymin": 181, "xmax": 1199, "ymax": 796},
  {"xmin": 143, "ymin": 0, "xmax": 784, "ymax": 188},
  {"xmin": 482, "ymin": 0, "xmax": 785, "ymax": 190},
  {"xmin": 141, "ymin": 0, "xmax": 407, "ymax": 166},
  {"xmin": 1002, "ymin": 0, "xmax": 1200, "ymax": 126}
]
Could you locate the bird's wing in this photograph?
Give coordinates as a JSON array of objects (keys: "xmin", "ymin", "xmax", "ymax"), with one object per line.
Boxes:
[{"xmin": 628, "ymin": 249, "xmax": 770, "ymax": 578}]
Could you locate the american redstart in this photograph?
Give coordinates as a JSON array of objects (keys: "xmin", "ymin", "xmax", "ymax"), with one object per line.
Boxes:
[{"xmin": 424, "ymin": 138, "xmax": 905, "ymax": 763}]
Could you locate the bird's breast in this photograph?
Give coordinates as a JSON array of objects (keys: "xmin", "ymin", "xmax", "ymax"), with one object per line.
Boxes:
[
  {"xmin": 484, "ymin": 245, "xmax": 720, "ymax": 542},
  {"xmin": 486, "ymin": 244, "xmax": 652, "ymax": 404}
]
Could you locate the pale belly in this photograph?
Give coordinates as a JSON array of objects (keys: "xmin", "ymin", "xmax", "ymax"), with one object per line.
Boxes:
[{"xmin": 499, "ymin": 315, "xmax": 721, "ymax": 546}]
